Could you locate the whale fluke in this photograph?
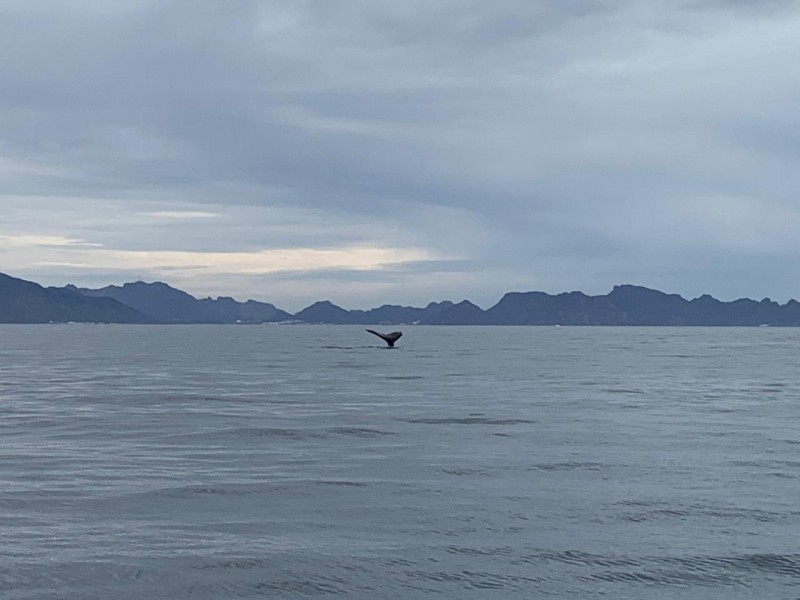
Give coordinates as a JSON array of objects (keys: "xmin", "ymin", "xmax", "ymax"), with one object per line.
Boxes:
[{"xmin": 366, "ymin": 329, "xmax": 403, "ymax": 347}]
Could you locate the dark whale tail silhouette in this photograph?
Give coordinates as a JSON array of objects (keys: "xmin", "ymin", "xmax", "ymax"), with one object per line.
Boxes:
[{"xmin": 366, "ymin": 329, "xmax": 403, "ymax": 347}]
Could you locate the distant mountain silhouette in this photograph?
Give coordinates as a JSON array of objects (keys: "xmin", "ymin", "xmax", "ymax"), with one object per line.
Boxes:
[
  {"xmin": 75, "ymin": 281, "xmax": 292, "ymax": 324},
  {"xmin": 292, "ymin": 300, "xmax": 456, "ymax": 324},
  {"xmin": 426, "ymin": 300, "xmax": 489, "ymax": 325},
  {"xmin": 480, "ymin": 284, "xmax": 800, "ymax": 326},
  {"xmin": 357, "ymin": 301, "xmax": 455, "ymax": 325},
  {"xmin": 0, "ymin": 273, "xmax": 150, "ymax": 323},
  {"xmin": 292, "ymin": 300, "xmax": 352, "ymax": 324},
  {"xmin": 286, "ymin": 285, "xmax": 800, "ymax": 326},
  {"xmin": 3, "ymin": 272, "xmax": 800, "ymax": 326}
]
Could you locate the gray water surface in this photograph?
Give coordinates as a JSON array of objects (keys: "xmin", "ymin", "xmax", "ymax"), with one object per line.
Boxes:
[{"xmin": 1, "ymin": 325, "xmax": 800, "ymax": 598}]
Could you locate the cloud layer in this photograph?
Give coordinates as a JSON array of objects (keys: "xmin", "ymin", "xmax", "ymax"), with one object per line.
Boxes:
[{"xmin": 2, "ymin": 1, "xmax": 799, "ymax": 309}]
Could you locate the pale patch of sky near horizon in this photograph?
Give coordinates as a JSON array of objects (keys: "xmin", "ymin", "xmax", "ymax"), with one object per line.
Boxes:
[{"xmin": 1, "ymin": 1, "xmax": 800, "ymax": 310}]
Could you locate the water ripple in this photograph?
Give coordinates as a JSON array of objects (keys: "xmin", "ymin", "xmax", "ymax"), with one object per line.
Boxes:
[{"xmin": 402, "ymin": 417, "xmax": 535, "ymax": 425}]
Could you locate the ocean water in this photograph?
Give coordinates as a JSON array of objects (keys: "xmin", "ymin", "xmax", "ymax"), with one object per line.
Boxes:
[{"xmin": 1, "ymin": 324, "xmax": 800, "ymax": 599}]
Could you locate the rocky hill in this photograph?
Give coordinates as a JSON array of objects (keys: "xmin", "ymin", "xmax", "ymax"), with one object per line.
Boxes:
[
  {"xmin": 0, "ymin": 273, "xmax": 150, "ymax": 323},
  {"xmin": 75, "ymin": 281, "xmax": 292, "ymax": 324}
]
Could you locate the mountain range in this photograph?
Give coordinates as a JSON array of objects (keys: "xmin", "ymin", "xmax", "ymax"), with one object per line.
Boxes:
[
  {"xmin": 2, "ymin": 271, "xmax": 800, "ymax": 326},
  {"xmin": 72, "ymin": 281, "xmax": 291, "ymax": 324}
]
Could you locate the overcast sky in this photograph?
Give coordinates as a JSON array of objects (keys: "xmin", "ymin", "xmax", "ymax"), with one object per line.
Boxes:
[{"xmin": 2, "ymin": 1, "xmax": 799, "ymax": 311}]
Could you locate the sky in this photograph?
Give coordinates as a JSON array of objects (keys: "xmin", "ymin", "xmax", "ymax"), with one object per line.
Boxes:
[{"xmin": 2, "ymin": 0, "xmax": 800, "ymax": 311}]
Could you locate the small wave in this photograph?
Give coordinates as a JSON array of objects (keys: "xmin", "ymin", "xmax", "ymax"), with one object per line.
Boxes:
[
  {"xmin": 584, "ymin": 567, "xmax": 738, "ymax": 587},
  {"xmin": 156, "ymin": 484, "xmax": 262, "ymax": 498},
  {"xmin": 516, "ymin": 550, "xmax": 639, "ymax": 568},
  {"xmin": 619, "ymin": 503, "xmax": 792, "ymax": 524},
  {"xmin": 403, "ymin": 417, "xmax": 534, "ymax": 425},
  {"xmin": 314, "ymin": 480, "xmax": 367, "ymax": 487},
  {"xmin": 727, "ymin": 553, "xmax": 800, "ymax": 576},
  {"xmin": 195, "ymin": 557, "xmax": 271, "ymax": 571},
  {"xmin": 730, "ymin": 460, "xmax": 764, "ymax": 467},
  {"xmin": 447, "ymin": 545, "xmax": 515, "ymax": 557},
  {"xmin": 730, "ymin": 459, "xmax": 800, "ymax": 469},
  {"xmin": 332, "ymin": 363, "xmax": 368, "ymax": 370},
  {"xmin": 187, "ymin": 575, "xmax": 355, "ymax": 597},
  {"xmin": 621, "ymin": 507, "xmax": 691, "ymax": 522},
  {"xmin": 327, "ymin": 426, "xmax": 395, "ymax": 437},
  {"xmin": 151, "ymin": 478, "xmax": 367, "ymax": 499},
  {"xmin": 529, "ymin": 462, "xmax": 606, "ymax": 472},
  {"xmin": 582, "ymin": 552, "xmax": 800, "ymax": 587},
  {"xmin": 381, "ymin": 557, "xmax": 417, "ymax": 567},
  {"xmin": 182, "ymin": 427, "xmax": 327, "ymax": 441},
  {"xmin": 615, "ymin": 499, "xmax": 657, "ymax": 507},
  {"xmin": 403, "ymin": 569, "xmax": 542, "ymax": 591},
  {"xmin": 441, "ymin": 468, "xmax": 490, "ymax": 476},
  {"xmin": 0, "ymin": 562, "xmax": 146, "ymax": 591}
]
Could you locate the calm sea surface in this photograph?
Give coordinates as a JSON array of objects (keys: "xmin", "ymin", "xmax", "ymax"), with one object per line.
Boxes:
[{"xmin": 2, "ymin": 325, "xmax": 800, "ymax": 599}]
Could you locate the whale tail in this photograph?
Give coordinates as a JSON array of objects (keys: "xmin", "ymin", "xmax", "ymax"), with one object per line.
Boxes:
[{"xmin": 366, "ymin": 329, "xmax": 403, "ymax": 347}]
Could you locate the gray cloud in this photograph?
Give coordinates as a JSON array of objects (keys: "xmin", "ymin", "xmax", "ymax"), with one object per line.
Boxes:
[{"xmin": 2, "ymin": 1, "xmax": 800, "ymax": 308}]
